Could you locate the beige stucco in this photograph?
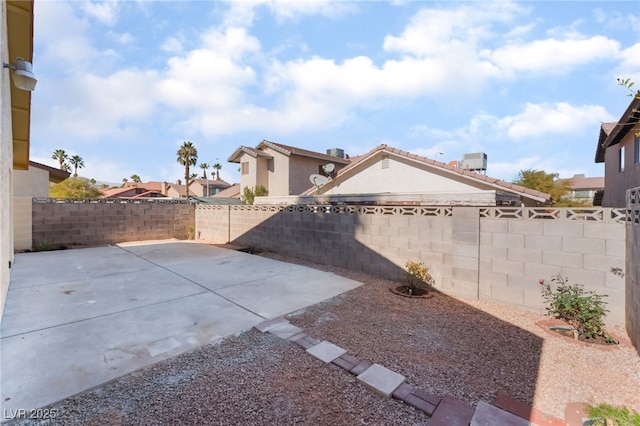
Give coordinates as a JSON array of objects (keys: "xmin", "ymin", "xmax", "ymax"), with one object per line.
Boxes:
[
  {"xmin": 602, "ymin": 132, "xmax": 640, "ymax": 207},
  {"xmin": 1, "ymin": 1, "xmax": 13, "ymax": 317},
  {"xmin": 12, "ymin": 197, "xmax": 31, "ymax": 251},
  {"xmin": 235, "ymin": 147, "xmax": 348, "ymax": 198},
  {"xmin": 13, "ymin": 164, "xmax": 49, "ymax": 197}
]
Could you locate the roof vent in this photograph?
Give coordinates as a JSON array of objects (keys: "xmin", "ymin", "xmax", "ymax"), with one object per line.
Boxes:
[{"xmin": 327, "ymin": 148, "xmax": 345, "ymax": 158}]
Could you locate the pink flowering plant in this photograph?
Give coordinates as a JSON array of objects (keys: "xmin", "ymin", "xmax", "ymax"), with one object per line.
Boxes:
[{"xmin": 539, "ymin": 274, "xmax": 613, "ymax": 342}]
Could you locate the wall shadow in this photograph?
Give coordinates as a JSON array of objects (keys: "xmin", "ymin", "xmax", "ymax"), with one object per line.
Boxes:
[{"xmin": 226, "ymin": 206, "xmax": 544, "ymax": 409}]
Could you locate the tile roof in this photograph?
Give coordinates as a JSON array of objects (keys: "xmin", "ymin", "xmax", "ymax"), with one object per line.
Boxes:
[
  {"xmin": 28, "ymin": 161, "xmax": 71, "ymax": 183},
  {"xmin": 228, "ymin": 145, "xmax": 274, "ymax": 163},
  {"xmin": 303, "ymin": 144, "xmax": 551, "ymax": 203},
  {"xmin": 558, "ymin": 175, "xmax": 604, "ymax": 190},
  {"xmin": 212, "ymin": 183, "xmax": 241, "ymax": 198},
  {"xmin": 258, "ymin": 140, "xmax": 351, "ymax": 164}
]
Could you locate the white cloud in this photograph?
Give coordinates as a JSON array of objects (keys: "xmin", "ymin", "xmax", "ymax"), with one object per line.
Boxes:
[
  {"xmin": 161, "ymin": 36, "xmax": 184, "ymax": 54},
  {"xmin": 615, "ymin": 42, "xmax": 640, "ymax": 81},
  {"xmin": 485, "ymin": 36, "xmax": 620, "ymax": 75},
  {"xmin": 45, "ymin": 69, "xmax": 159, "ymax": 139},
  {"xmin": 496, "ymin": 102, "xmax": 613, "ymax": 140},
  {"xmin": 594, "ymin": 8, "xmax": 640, "ymax": 32},
  {"xmin": 82, "ymin": 1, "xmax": 120, "ymax": 26}
]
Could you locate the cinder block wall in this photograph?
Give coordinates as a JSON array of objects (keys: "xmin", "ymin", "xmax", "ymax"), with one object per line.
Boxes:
[
  {"xmin": 196, "ymin": 205, "xmax": 626, "ymax": 326},
  {"xmin": 627, "ymin": 188, "xmax": 640, "ymax": 353},
  {"xmin": 32, "ymin": 201, "xmax": 195, "ymax": 248}
]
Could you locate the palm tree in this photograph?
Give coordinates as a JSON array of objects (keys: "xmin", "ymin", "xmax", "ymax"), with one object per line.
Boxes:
[
  {"xmin": 69, "ymin": 155, "xmax": 85, "ymax": 178},
  {"xmin": 51, "ymin": 149, "xmax": 68, "ymax": 170},
  {"xmin": 213, "ymin": 163, "xmax": 222, "ymax": 180},
  {"xmin": 130, "ymin": 174, "xmax": 141, "ymax": 183},
  {"xmin": 176, "ymin": 141, "xmax": 198, "ymax": 197},
  {"xmin": 199, "ymin": 163, "xmax": 209, "ymax": 179}
]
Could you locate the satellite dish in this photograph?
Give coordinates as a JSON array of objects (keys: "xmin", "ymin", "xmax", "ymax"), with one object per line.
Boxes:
[
  {"xmin": 323, "ymin": 163, "xmax": 335, "ymax": 174},
  {"xmin": 309, "ymin": 174, "xmax": 329, "ymax": 188}
]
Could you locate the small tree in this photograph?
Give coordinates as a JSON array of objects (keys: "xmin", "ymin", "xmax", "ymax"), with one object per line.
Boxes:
[
  {"xmin": 130, "ymin": 174, "xmax": 141, "ymax": 183},
  {"xmin": 49, "ymin": 177, "xmax": 102, "ymax": 198},
  {"xmin": 242, "ymin": 185, "xmax": 268, "ymax": 205},
  {"xmin": 514, "ymin": 169, "xmax": 573, "ymax": 205}
]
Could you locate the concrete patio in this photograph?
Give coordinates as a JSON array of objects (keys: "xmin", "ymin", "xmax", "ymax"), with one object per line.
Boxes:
[{"xmin": 0, "ymin": 241, "xmax": 362, "ymax": 414}]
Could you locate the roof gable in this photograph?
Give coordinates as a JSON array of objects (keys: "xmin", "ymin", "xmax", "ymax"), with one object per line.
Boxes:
[
  {"xmin": 304, "ymin": 144, "xmax": 550, "ymax": 203},
  {"xmin": 595, "ymin": 94, "xmax": 640, "ymax": 163},
  {"xmin": 228, "ymin": 140, "xmax": 350, "ymax": 164}
]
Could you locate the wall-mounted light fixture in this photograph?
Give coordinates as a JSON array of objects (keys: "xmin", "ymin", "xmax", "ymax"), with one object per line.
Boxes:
[{"xmin": 3, "ymin": 57, "xmax": 37, "ymax": 91}]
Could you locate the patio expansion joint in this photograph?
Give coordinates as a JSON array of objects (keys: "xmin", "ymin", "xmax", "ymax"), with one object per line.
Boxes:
[
  {"xmin": 0, "ymin": 291, "xmax": 212, "ymax": 340},
  {"xmin": 116, "ymin": 246, "xmax": 269, "ymax": 320}
]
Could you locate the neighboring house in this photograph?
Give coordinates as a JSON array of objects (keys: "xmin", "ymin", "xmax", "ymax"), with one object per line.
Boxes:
[
  {"xmin": 187, "ymin": 178, "xmax": 231, "ymax": 197},
  {"xmin": 557, "ymin": 174, "xmax": 604, "ymax": 206},
  {"xmin": 228, "ymin": 140, "xmax": 350, "ymax": 196},
  {"xmin": 595, "ymin": 93, "xmax": 640, "ymax": 207},
  {"xmin": 2, "ymin": 0, "xmax": 34, "ymax": 317},
  {"xmin": 13, "ymin": 161, "xmax": 70, "ymax": 252},
  {"xmin": 101, "ymin": 186, "xmax": 167, "ymax": 199},
  {"xmin": 212, "ymin": 183, "xmax": 241, "ymax": 199},
  {"xmin": 295, "ymin": 144, "xmax": 550, "ymax": 207},
  {"xmin": 13, "ymin": 161, "xmax": 70, "ymax": 197}
]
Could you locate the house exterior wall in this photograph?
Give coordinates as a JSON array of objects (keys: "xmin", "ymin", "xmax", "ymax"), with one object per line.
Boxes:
[
  {"xmin": 289, "ymin": 155, "xmax": 346, "ymax": 195},
  {"xmin": 603, "ymin": 133, "xmax": 640, "ymax": 207},
  {"xmin": 259, "ymin": 147, "xmax": 286, "ymax": 196},
  {"xmin": 0, "ymin": 1, "xmax": 13, "ymax": 318},
  {"xmin": 31, "ymin": 200, "xmax": 195, "ymax": 248},
  {"xmin": 195, "ymin": 205, "xmax": 627, "ymax": 327},
  {"xmin": 13, "ymin": 165, "xmax": 49, "ymax": 197},
  {"xmin": 324, "ymin": 156, "xmax": 494, "ymax": 195},
  {"xmin": 627, "ymin": 187, "xmax": 640, "ymax": 353},
  {"xmin": 13, "ymin": 197, "xmax": 31, "ymax": 251}
]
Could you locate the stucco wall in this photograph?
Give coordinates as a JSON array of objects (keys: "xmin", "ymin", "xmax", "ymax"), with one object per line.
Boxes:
[
  {"xmin": 627, "ymin": 187, "xmax": 640, "ymax": 354},
  {"xmin": 0, "ymin": 1, "xmax": 13, "ymax": 319},
  {"xmin": 31, "ymin": 200, "xmax": 195, "ymax": 248},
  {"xmin": 12, "ymin": 197, "xmax": 31, "ymax": 251},
  {"xmin": 603, "ymin": 132, "xmax": 640, "ymax": 208},
  {"xmin": 195, "ymin": 205, "xmax": 627, "ymax": 326},
  {"xmin": 13, "ymin": 165, "xmax": 49, "ymax": 197}
]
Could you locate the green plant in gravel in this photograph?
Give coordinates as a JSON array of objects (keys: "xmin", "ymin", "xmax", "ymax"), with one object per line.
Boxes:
[
  {"xmin": 587, "ymin": 402, "xmax": 640, "ymax": 426},
  {"xmin": 540, "ymin": 274, "xmax": 612, "ymax": 341},
  {"xmin": 405, "ymin": 261, "xmax": 432, "ymax": 295},
  {"xmin": 36, "ymin": 241, "xmax": 53, "ymax": 251}
]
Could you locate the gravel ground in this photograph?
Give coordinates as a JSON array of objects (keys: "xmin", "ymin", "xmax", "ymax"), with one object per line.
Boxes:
[{"xmin": 10, "ymin": 252, "xmax": 640, "ymax": 425}]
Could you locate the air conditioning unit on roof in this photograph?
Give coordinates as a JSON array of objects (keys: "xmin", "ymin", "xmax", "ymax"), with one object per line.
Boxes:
[{"xmin": 460, "ymin": 152, "xmax": 487, "ymax": 172}]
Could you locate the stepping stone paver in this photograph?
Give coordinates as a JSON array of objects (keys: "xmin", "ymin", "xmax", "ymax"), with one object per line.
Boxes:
[
  {"xmin": 470, "ymin": 401, "xmax": 529, "ymax": 426},
  {"xmin": 493, "ymin": 392, "xmax": 567, "ymax": 425},
  {"xmin": 306, "ymin": 341, "xmax": 347, "ymax": 363},
  {"xmin": 392, "ymin": 382, "xmax": 414, "ymax": 401},
  {"xmin": 267, "ymin": 322, "xmax": 303, "ymax": 339},
  {"xmin": 428, "ymin": 395, "xmax": 475, "ymax": 426},
  {"xmin": 356, "ymin": 363, "xmax": 405, "ymax": 398}
]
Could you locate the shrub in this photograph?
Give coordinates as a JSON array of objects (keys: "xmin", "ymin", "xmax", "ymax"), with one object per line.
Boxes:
[
  {"xmin": 540, "ymin": 274, "xmax": 611, "ymax": 341},
  {"xmin": 242, "ymin": 185, "xmax": 268, "ymax": 205},
  {"xmin": 405, "ymin": 261, "xmax": 432, "ymax": 294}
]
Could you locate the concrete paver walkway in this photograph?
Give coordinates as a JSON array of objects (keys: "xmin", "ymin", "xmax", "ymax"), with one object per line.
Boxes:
[{"xmin": 0, "ymin": 241, "xmax": 362, "ymax": 414}]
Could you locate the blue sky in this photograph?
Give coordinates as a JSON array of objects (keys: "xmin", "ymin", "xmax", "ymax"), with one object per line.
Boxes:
[{"xmin": 29, "ymin": 0, "xmax": 639, "ymax": 185}]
